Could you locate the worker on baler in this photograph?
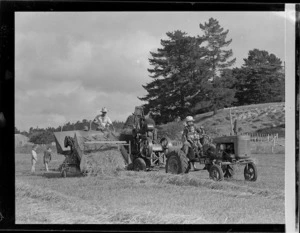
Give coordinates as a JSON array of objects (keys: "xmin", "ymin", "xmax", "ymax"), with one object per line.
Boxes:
[{"xmin": 93, "ymin": 107, "xmax": 114, "ymax": 131}]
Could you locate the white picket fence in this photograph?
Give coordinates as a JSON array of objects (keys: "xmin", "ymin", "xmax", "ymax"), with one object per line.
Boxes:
[
  {"xmin": 242, "ymin": 133, "xmax": 279, "ymax": 143},
  {"xmin": 242, "ymin": 133, "xmax": 282, "ymax": 153}
]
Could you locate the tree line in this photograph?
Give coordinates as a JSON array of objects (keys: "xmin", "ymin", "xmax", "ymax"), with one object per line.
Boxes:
[
  {"xmin": 15, "ymin": 120, "xmax": 124, "ymax": 145},
  {"xmin": 139, "ymin": 18, "xmax": 285, "ymax": 124}
]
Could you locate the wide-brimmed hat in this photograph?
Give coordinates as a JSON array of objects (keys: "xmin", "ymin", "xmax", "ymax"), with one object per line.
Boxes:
[
  {"xmin": 185, "ymin": 116, "xmax": 194, "ymax": 122},
  {"xmin": 101, "ymin": 107, "xmax": 108, "ymax": 113}
]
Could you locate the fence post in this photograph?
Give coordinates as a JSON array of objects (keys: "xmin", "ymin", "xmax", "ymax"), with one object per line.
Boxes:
[{"xmin": 272, "ymin": 136, "xmax": 276, "ymax": 153}]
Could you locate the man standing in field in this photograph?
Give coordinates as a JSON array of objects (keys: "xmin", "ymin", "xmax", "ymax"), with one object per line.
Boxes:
[
  {"xmin": 31, "ymin": 145, "xmax": 38, "ymax": 174},
  {"xmin": 43, "ymin": 147, "xmax": 52, "ymax": 172},
  {"xmin": 93, "ymin": 107, "xmax": 114, "ymax": 131}
]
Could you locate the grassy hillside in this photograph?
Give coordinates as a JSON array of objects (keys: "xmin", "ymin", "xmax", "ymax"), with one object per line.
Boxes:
[{"xmin": 158, "ymin": 102, "xmax": 285, "ymax": 139}]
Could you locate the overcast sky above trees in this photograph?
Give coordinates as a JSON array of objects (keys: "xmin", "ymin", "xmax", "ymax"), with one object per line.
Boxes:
[{"xmin": 15, "ymin": 11, "xmax": 286, "ymax": 131}]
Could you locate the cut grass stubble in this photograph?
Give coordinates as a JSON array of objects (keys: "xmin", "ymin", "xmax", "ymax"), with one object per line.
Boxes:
[{"xmin": 15, "ymin": 149, "xmax": 285, "ymax": 224}]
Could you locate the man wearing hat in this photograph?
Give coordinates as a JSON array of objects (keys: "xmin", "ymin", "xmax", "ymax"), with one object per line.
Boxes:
[
  {"xmin": 182, "ymin": 116, "xmax": 205, "ymax": 171},
  {"xmin": 93, "ymin": 107, "xmax": 113, "ymax": 131}
]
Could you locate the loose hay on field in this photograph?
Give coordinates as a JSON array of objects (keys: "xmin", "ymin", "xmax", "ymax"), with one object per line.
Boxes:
[
  {"xmin": 83, "ymin": 149, "xmax": 126, "ymax": 176},
  {"xmin": 128, "ymin": 172, "xmax": 284, "ymax": 201},
  {"xmin": 16, "ymin": 179, "xmax": 210, "ymax": 224}
]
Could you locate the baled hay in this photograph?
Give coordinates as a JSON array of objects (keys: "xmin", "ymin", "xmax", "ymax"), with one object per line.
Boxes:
[
  {"xmin": 81, "ymin": 132, "xmax": 119, "ymax": 152},
  {"xmin": 83, "ymin": 149, "xmax": 126, "ymax": 176}
]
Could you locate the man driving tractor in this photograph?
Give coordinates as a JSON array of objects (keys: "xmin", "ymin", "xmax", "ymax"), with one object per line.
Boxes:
[
  {"xmin": 182, "ymin": 116, "xmax": 205, "ymax": 171},
  {"xmin": 93, "ymin": 107, "xmax": 114, "ymax": 131}
]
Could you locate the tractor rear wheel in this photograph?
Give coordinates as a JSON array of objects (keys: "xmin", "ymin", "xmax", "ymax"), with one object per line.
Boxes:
[
  {"xmin": 166, "ymin": 150, "xmax": 190, "ymax": 174},
  {"xmin": 209, "ymin": 164, "xmax": 224, "ymax": 181},
  {"xmin": 133, "ymin": 158, "xmax": 147, "ymax": 171},
  {"xmin": 244, "ymin": 162, "xmax": 257, "ymax": 181}
]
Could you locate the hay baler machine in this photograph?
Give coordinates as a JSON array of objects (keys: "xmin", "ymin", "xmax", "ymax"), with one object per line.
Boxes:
[
  {"xmin": 53, "ymin": 129, "xmax": 130, "ymax": 178},
  {"xmin": 166, "ymin": 134, "xmax": 258, "ymax": 181},
  {"xmin": 120, "ymin": 106, "xmax": 171, "ymax": 171}
]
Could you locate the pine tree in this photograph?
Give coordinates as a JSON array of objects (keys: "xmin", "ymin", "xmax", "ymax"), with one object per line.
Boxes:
[
  {"xmin": 209, "ymin": 69, "xmax": 237, "ymax": 113},
  {"xmin": 199, "ymin": 18, "xmax": 236, "ymax": 79},
  {"xmin": 235, "ymin": 49, "xmax": 285, "ymax": 105},
  {"xmin": 199, "ymin": 18, "xmax": 236, "ymax": 113},
  {"xmin": 139, "ymin": 30, "xmax": 211, "ymax": 123}
]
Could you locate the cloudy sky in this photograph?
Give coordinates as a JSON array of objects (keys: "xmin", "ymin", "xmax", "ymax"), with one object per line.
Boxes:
[{"xmin": 15, "ymin": 11, "xmax": 287, "ymax": 131}]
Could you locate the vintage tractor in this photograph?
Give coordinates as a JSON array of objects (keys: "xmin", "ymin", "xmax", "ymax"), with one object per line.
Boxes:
[
  {"xmin": 165, "ymin": 134, "xmax": 258, "ymax": 181},
  {"xmin": 119, "ymin": 106, "xmax": 171, "ymax": 171}
]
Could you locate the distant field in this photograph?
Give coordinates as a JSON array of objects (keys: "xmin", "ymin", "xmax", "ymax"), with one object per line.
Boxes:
[{"xmin": 15, "ymin": 149, "xmax": 285, "ymax": 224}]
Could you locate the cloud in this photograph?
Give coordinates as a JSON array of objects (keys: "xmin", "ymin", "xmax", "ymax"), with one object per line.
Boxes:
[
  {"xmin": 15, "ymin": 77, "xmax": 144, "ymax": 131},
  {"xmin": 47, "ymin": 114, "xmax": 67, "ymax": 126},
  {"xmin": 15, "ymin": 13, "xmax": 162, "ymax": 131}
]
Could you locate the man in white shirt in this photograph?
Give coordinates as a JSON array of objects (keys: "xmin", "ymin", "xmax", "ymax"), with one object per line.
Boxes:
[
  {"xmin": 31, "ymin": 145, "xmax": 38, "ymax": 174},
  {"xmin": 93, "ymin": 107, "xmax": 113, "ymax": 131}
]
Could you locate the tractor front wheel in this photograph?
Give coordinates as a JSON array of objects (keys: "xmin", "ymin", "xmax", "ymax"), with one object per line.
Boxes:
[
  {"xmin": 165, "ymin": 150, "xmax": 190, "ymax": 174},
  {"xmin": 133, "ymin": 158, "xmax": 147, "ymax": 171},
  {"xmin": 244, "ymin": 162, "xmax": 257, "ymax": 181},
  {"xmin": 209, "ymin": 164, "xmax": 224, "ymax": 181}
]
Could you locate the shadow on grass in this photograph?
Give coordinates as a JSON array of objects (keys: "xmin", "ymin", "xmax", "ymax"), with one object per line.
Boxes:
[
  {"xmin": 43, "ymin": 172, "xmax": 84, "ymax": 179},
  {"xmin": 42, "ymin": 168, "xmax": 83, "ymax": 179},
  {"xmin": 42, "ymin": 172, "xmax": 63, "ymax": 179}
]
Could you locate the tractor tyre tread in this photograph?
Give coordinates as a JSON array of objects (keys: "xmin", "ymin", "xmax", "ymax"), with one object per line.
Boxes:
[
  {"xmin": 166, "ymin": 150, "xmax": 190, "ymax": 174},
  {"xmin": 133, "ymin": 158, "xmax": 147, "ymax": 171},
  {"xmin": 244, "ymin": 162, "xmax": 258, "ymax": 181},
  {"xmin": 209, "ymin": 164, "xmax": 224, "ymax": 181}
]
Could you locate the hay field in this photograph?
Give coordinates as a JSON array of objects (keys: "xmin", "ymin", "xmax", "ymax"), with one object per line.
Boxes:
[{"xmin": 15, "ymin": 148, "xmax": 285, "ymax": 224}]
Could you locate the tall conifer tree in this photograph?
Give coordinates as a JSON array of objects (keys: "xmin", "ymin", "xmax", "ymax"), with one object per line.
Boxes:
[
  {"xmin": 199, "ymin": 18, "xmax": 237, "ymax": 114},
  {"xmin": 199, "ymin": 18, "xmax": 236, "ymax": 79},
  {"xmin": 234, "ymin": 49, "xmax": 285, "ymax": 105},
  {"xmin": 139, "ymin": 30, "xmax": 211, "ymax": 123}
]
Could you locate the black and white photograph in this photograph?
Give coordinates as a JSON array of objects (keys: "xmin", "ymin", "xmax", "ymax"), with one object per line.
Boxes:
[{"xmin": 11, "ymin": 4, "xmax": 296, "ymax": 229}]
